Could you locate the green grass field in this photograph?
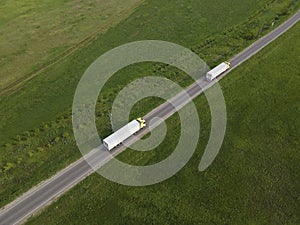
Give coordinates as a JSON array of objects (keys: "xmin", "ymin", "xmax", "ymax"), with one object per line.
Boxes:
[
  {"xmin": 0, "ymin": 0, "xmax": 142, "ymax": 91},
  {"xmin": 1, "ymin": 0, "xmax": 299, "ymax": 208},
  {"xmin": 26, "ymin": 21, "xmax": 300, "ymax": 225},
  {"xmin": 0, "ymin": 0, "xmax": 273, "ymax": 146}
]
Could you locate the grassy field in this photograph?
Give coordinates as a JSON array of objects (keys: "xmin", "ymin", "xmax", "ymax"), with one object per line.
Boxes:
[
  {"xmin": 0, "ymin": 0, "xmax": 142, "ymax": 91},
  {"xmin": 1, "ymin": 0, "xmax": 299, "ymax": 208},
  {"xmin": 0, "ymin": 0, "xmax": 272, "ymax": 146},
  {"xmin": 26, "ymin": 21, "xmax": 300, "ymax": 225}
]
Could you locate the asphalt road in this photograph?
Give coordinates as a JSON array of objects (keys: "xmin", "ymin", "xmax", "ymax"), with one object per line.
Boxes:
[{"xmin": 0, "ymin": 10, "xmax": 299, "ymax": 225}]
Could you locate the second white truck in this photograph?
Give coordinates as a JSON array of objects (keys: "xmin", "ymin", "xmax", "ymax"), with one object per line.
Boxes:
[{"xmin": 206, "ymin": 62, "xmax": 231, "ymax": 81}]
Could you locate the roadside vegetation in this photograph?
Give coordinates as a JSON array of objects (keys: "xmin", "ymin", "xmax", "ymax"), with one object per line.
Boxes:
[
  {"xmin": 26, "ymin": 22, "xmax": 300, "ymax": 224},
  {"xmin": 0, "ymin": 0, "xmax": 299, "ymax": 212}
]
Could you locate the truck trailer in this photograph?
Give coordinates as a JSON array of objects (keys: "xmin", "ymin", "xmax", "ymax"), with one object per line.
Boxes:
[
  {"xmin": 103, "ymin": 118, "xmax": 146, "ymax": 151},
  {"xmin": 206, "ymin": 62, "xmax": 231, "ymax": 81}
]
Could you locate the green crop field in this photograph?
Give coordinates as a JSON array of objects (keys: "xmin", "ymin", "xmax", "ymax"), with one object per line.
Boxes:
[
  {"xmin": 0, "ymin": 0, "xmax": 142, "ymax": 91},
  {"xmin": 0, "ymin": 0, "xmax": 299, "ymax": 218},
  {"xmin": 26, "ymin": 21, "xmax": 300, "ymax": 225},
  {"xmin": 0, "ymin": 0, "xmax": 276, "ymax": 147}
]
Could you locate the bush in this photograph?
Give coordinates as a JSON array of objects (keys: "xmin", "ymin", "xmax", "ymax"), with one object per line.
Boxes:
[
  {"xmin": 62, "ymin": 132, "xmax": 70, "ymax": 138},
  {"xmin": 17, "ymin": 158, "xmax": 23, "ymax": 164},
  {"xmin": 37, "ymin": 147, "xmax": 45, "ymax": 152},
  {"xmin": 4, "ymin": 163, "xmax": 15, "ymax": 172}
]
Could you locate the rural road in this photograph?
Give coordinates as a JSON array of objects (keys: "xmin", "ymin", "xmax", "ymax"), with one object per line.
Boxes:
[{"xmin": 0, "ymin": 10, "xmax": 299, "ymax": 225}]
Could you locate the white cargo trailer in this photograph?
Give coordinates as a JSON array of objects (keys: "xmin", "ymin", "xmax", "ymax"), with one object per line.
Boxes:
[
  {"xmin": 103, "ymin": 118, "xmax": 146, "ymax": 151},
  {"xmin": 206, "ymin": 62, "xmax": 231, "ymax": 81}
]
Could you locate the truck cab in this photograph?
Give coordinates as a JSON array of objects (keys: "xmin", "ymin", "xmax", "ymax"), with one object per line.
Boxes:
[{"xmin": 136, "ymin": 117, "xmax": 147, "ymax": 128}]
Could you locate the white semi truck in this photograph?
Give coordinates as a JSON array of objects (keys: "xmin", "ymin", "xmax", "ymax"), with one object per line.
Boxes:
[
  {"xmin": 103, "ymin": 118, "xmax": 146, "ymax": 151},
  {"xmin": 206, "ymin": 62, "xmax": 231, "ymax": 81}
]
